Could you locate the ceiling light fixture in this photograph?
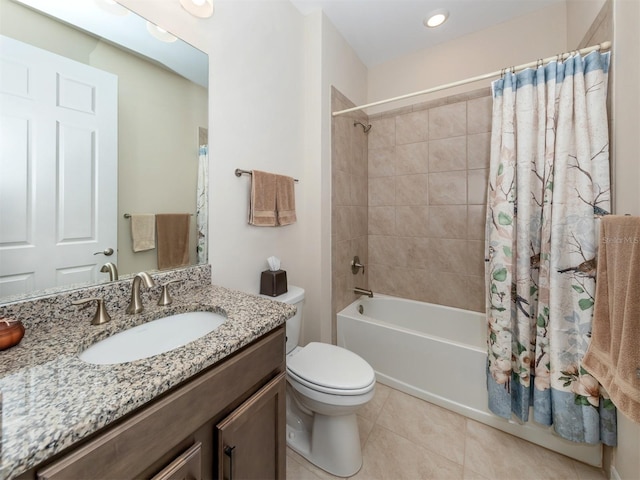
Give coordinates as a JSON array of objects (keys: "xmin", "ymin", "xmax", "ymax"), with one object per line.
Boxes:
[
  {"xmin": 146, "ymin": 21, "xmax": 177, "ymax": 43},
  {"xmin": 424, "ymin": 9, "xmax": 449, "ymax": 28},
  {"xmin": 180, "ymin": 0, "xmax": 214, "ymax": 18}
]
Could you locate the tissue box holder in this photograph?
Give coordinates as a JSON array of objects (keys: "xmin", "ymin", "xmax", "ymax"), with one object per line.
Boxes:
[{"xmin": 260, "ymin": 270, "xmax": 287, "ymax": 296}]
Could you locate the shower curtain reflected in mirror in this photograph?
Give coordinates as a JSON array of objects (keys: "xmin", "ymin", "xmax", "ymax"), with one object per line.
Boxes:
[
  {"xmin": 485, "ymin": 50, "xmax": 616, "ymax": 445},
  {"xmin": 196, "ymin": 144, "xmax": 209, "ymax": 265}
]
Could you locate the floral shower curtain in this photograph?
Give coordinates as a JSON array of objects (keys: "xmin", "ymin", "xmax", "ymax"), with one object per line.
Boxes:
[
  {"xmin": 196, "ymin": 144, "xmax": 209, "ymax": 264},
  {"xmin": 486, "ymin": 50, "xmax": 616, "ymax": 445}
]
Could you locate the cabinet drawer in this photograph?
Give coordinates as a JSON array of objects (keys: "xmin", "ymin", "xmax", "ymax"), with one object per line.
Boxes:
[
  {"xmin": 37, "ymin": 326, "xmax": 285, "ymax": 480},
  {"xmin": 151, "ymin": 442, "xmax": 202, "ymax": 480}
]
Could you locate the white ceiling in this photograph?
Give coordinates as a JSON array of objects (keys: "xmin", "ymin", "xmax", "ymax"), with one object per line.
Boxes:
[{"xmin": 290, "ymin": 0, "xmax": 565, "ymax": 67}]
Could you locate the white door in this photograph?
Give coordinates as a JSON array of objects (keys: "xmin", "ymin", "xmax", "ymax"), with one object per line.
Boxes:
[{"xmin": 0, "ymin": 35, "xmax": 118, "ymax": 297}]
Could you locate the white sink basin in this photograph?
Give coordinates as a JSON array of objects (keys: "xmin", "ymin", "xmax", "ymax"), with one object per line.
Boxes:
[{"xmin": 79, "ymin": 311, "xmax": 226, "ymax": 365}]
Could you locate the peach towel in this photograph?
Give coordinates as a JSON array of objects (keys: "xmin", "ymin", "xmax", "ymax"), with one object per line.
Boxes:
[
  {"xmin": 276, "ymin": 174, "xmax": 297, "ymax": 226},
  {"xmin": 583, "ymin": 215, "xmax": 640, "ymax": 423},
  {"xmin": 130, "ymin": 214, "xmax": 155, "ymax": 252},
  {"xmin": 156, "ymin": 214, "xmax": 190, "ymax": 270},
  {"xmin": 249, "ymin": 170, "xmax": 296, "ymax": 226},
  {"xmin": 249, "ymin": 170, "xmax": 278, "ymax": 226}
]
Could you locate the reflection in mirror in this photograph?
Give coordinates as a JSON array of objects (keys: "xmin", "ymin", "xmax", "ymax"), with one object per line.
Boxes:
[{"xmin": 0, "ymin": 0, "xmax": 209, "ymax": 302}]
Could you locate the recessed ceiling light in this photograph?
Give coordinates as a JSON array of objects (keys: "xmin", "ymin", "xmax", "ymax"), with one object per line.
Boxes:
[
  {"xmin": 180, "ymin": 0, "xmax": 214, "ymax": 18},
  {"xmin": 146, "ymin": 22, "xmax": 177, "ymax": 43},
  {"xmin": 424, "ymin": 9, "xmax": 449, "ymax": 28}
]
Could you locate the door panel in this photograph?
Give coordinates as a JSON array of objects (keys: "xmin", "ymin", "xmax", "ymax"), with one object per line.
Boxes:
[
  {"xmin": 0, "ymin": 35, "xmax": 117, "ymax": 297},
  {"xmin": 215, "ymin": 373, "xmax": 286, "ymax": 480}
]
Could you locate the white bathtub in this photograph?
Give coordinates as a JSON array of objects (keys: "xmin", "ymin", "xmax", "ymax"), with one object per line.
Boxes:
[{"xmin": 337, "ymin": 294, "xmax": 602, "ymax": 466}]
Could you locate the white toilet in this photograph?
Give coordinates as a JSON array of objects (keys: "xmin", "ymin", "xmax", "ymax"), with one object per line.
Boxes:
[{"xmin": 266, "ymin": 286, "xmax": 375, "ymax": 477}]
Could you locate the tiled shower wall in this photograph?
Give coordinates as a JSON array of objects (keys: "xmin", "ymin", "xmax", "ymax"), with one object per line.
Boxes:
[
  {"xmin": 367, "ymin": 89, "xmax": 492, "ymax": 312},
  {"xmin": 331, "ymin": 87, "xmax": 369, "ymax": 341}
]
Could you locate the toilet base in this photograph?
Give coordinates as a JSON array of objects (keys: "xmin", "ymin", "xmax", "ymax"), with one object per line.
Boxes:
[{"xmin": 286, "ymin": 396, "xmax": 363, "ymax": 477}]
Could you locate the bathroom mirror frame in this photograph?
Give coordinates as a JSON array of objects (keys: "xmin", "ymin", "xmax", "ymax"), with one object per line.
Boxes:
[{"xmin": 0, "ymin": 0, "xmax": 209, "ymax": 303}]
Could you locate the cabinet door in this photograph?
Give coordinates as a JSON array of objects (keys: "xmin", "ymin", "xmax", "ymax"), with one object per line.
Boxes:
[
  {"xmin": 215, "ymin": 372, "xmax": 286, "ymax": 480},
  {"xmin": 151, "ymin": 442, "xmax": 202, "ymax": 480}
]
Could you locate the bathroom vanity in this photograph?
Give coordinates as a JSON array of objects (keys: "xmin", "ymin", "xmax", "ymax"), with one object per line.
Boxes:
[{"xmin": 0, "ymin": 266, "xmax": 294, "ymax": 480}]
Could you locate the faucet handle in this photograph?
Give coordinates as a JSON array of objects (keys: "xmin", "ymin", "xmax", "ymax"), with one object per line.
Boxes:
[
  {"xmin": 72, "ymin": 297, "xmax": 112, "ymax": 325},
  {"xmin": 157, "ymin": 280, "xmax": 180, "ymax": 306},
  {"xmin": 351, "ymin": 256, "xmax": 366, "ymax": 275}
]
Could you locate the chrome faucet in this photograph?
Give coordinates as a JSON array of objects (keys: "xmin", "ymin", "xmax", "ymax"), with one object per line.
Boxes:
[
  {"xmin": 126, "ymin": 272, "xmax": 156, "ymax": 314},
  {"xmin": 354, "ymin": 287, "xmax": 373, "ymax": 298},
  {"xmin": 100, "ymin": 262, "xmax": 119, "ymax": 281}
]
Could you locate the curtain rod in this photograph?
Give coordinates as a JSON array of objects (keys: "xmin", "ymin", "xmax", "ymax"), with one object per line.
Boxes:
[{"xmin": 332, "ymin": 41, "xmax": 612, "ymax": 117}]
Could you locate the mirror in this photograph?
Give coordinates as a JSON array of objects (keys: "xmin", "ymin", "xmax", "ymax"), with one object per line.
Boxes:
[{"xmin": 0, "ymin": 0, "xmax": 208, "ymax": 302}]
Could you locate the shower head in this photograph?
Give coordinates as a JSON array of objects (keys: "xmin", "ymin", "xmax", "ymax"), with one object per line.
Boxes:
[{"xmin": 354, "ymin": 121, "xmax": 372, "ymax": 133}]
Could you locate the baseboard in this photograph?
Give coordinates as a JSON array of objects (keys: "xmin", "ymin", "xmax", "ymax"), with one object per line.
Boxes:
[{"xmin": 610, "ymin": 466, "xmax": 622, "ymax": 480}]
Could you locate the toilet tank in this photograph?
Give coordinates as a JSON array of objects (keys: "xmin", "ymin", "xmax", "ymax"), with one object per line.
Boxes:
[{"xmin": 268, "ymin": 285, "xmax": 304, "ymax": 354}]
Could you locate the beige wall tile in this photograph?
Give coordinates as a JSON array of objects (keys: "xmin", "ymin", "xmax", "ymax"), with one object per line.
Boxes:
[
  {"xmin": 428, "ymin": 205, "xmax": 467, "ymax": 238},
  {"xmin": 333, "ymin": 205, "xmax": 351, "ymax": 242},
  {"xmin": 429, "ymin": 272, "xmax": 468, "ymax": 309},
  {"xmin": 350, "ymin": 206, "xmax": 368, "ymax": 238},
  {"xmin": 467, "ymin": 168, "xmax": 489, "ymax": 205},
  {"xmin": 467, "ymin": 240, "xmax": 486, "ymax": 277},
  {"xmin": 429, "ymin": 136, "xmax": 467, "ymax": 172},
  {"xmin": 395, "ymin": 267, "xmax": 431, "ymax": 303},
  {"xmin": 396, "ymin": 142, "xmax": 429, "ymax": 175},
  {"xmin": 429, "ymin": 102, "xmax": 467, "ymax": 140},
  {"xmin": 369, "ymin": 235, "xmax": 399, "ymax": 266},
  {"xmin": 465, "ymin": 275, "xmax": 486, "ymax": 313},
  {"xmin": 368, "ymin": 116, "xmax": 396, "ymax": 150},
  {"xmin": 467, "ymin": 96, "xmax": 493, "ymax": 135},
  {"xmin": 368, "ymin": 264, "xmax": 402, "ymax": 297},
  {"xmin": 351, "ymin": 173, "xmax": 368, "ymax": 206},
  {"xmin": 467, "ymin": 205, "xmax": 486, "ymax": 241},
  {"xmin": 333, "ymin": 169, "xmax": 351, "ymax": 206},
  {"xmin": 369, "ymin": 146, "xmax": 396, "ymax": 177},
  {"xmin": 396, "ymin": 110, "xmax": 429, "ymax": 145},
  {"xmin": 351, "ymin": 128, "xmax": 368, "ymax": 175},
  {"xmin": 427, "ymin": 238, "xmax": 468, "ymax": 274},
  {"xmin": 396, "ymin": 174, "xmax": 429, "ymax": 205},
  {"xmin": 333, "ymin": 239, "xmax": 351, "ymax": 278},
  {"xmin": 429, "ymin": 171, "xmax": 467, "ymax": 205},
  {"xmin": 369, "ymin": 176, "xmax": 396, "ymax": 206},
  {"xmin": 397, "ymin": 236, "xmax": 429, "ymax": 268},
  {"xmin": 368, "ymin": 206, "xmax": 396, "ymax": 235},
  {"xmin": 396, "ymin": 206, "xmax": 429, "ymax": 236},
  {"xmin": 332, "ymin": 115, "xmax": 351, "ymax": 172},
  {"xmin": 467, "ymin": 132, "xmax": 491, "ymax": 169}
]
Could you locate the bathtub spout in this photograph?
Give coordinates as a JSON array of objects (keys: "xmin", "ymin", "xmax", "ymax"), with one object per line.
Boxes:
[{"xmin": 354, "ymin": 287, "xmax": 373, "ymax": 298}]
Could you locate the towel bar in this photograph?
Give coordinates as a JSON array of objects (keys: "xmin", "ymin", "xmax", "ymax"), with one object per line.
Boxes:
[
  {"xmin": 124, "ymin": 213, "xmax": 193, "ymax": 218},
  {"xmin": 235, "ymin": 168, "xmax": 299, "ymax": 183}
]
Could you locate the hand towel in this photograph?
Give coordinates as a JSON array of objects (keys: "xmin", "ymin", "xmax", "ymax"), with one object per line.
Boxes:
[
  {"xmin": 583, "ymin": 215, "xmax": 640, "ymax": 423},
  {"xmin": 276, "ymin": 174, "xmax": 297, "ymax": 226},
  {"xmin": 156, "ymin": 213, "xmax": 190, "ymax": 270},
  {"xmin": 130, "ymin": 214, "xmax": 156, "ymax": 252},
  {"xmin": 249, "ymin": 170, "xmax": 278, "ymax": 226}
]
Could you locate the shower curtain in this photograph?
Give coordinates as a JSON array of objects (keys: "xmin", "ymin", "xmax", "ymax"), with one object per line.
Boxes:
[
  {"xmin": 196, "ymin": 144, "xmax": 209, "ymax": 265},
  {"xmin": 485, "ymin": 50, "xmax": 616, "ymax": 445}
]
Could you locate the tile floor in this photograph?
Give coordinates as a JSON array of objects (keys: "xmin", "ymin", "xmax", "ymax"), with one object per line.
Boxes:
[{"xmin": 286, "ymin": 383, "xmax": 607, "ymax": 480}]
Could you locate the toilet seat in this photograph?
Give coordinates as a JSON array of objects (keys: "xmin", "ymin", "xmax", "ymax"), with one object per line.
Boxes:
[{"xmin": 287, "ymin": 342, "xmax": 376, "ymax": 396}]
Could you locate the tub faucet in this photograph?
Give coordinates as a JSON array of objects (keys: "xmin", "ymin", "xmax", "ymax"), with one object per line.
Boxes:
[
  {"xmin": 354, "ymin": 287, "xmax": 373, "ymax": 298},
  {"xmin": 126, "ymin": 272, "xmax": 156, "ymax": 314},
  {"xmin": 100, "ymin": 262, "xmax": 118, "ymax": 281}
]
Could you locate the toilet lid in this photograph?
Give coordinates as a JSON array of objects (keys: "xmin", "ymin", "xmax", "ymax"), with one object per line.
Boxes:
[{"xmin": 287, "ymin": 342, "xmax": 375, "ymax": 393}]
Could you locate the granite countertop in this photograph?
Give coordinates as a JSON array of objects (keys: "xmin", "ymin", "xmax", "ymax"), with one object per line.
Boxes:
[{"xmin": 0, "ymin": 284, "xmax": 295, "ymax": 479}]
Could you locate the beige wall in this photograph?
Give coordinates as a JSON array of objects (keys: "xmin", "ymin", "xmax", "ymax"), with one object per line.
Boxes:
[
  {"xmin": 1, "ymin": 0, "xmax": 206, "ymax": 275},
  {"xmin": 367, "ymin": 2, "xmax": 568, "ymax": 113}
]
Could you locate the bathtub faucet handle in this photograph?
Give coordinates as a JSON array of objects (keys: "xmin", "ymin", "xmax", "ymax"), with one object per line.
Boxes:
[{"xmin": 351, "ymin": 256, "xmax": 365, "ymax": 275}]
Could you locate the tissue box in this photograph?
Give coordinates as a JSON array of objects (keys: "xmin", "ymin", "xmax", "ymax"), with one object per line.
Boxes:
[{"xmin": 260, "ymin": 270, "xmax": 288, "ymax": 296}]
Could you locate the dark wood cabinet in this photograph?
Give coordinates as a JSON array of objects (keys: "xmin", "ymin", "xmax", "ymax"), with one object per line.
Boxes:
[
  {"xmin": 216, "ymin": 372, "xmax": 286, "ymax": 480},
  {"xmin": 27, "ymin": 326, "xmax": 286, "ymax": 480}
]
